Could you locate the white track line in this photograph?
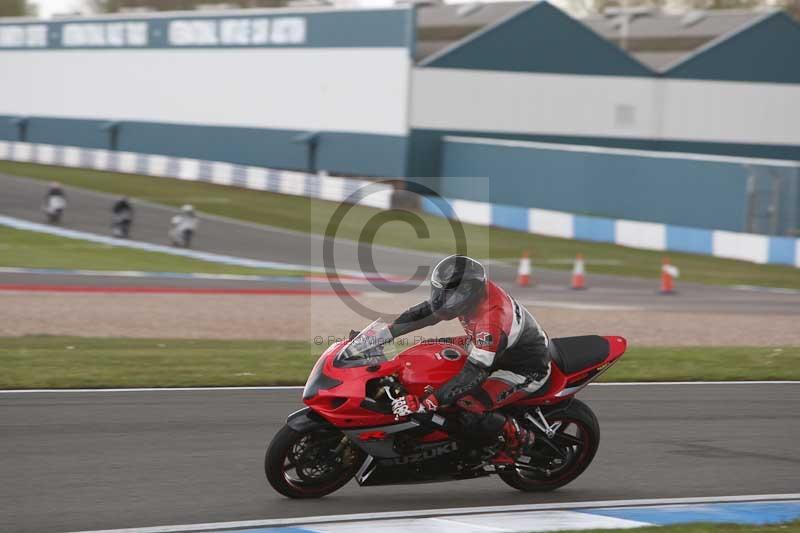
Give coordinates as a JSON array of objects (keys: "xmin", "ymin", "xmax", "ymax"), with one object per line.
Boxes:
[
  {"xmin": 2, "ymin": 381, "xmax": 798, "ymax": 394},
  {"xmin": 66, "ymin": 494, "xmax": 800, "ymax": 533}
]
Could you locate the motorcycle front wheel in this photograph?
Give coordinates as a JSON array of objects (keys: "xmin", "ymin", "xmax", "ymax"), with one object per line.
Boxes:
[
  {"xmin": 265, "ymin": 424, "xmax": 362, "ymax": 499},
  {"xmin": 500, "ymin": 399, "xmax": 600, "ymax": 492}
]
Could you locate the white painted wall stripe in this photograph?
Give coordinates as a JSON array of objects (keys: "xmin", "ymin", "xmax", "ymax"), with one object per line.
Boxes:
[
  {"xmin": 147, "ymin": 154, "xmax": 169, "ymax": 176},
  {"xmin": 363, "ymin": 189, "xmax": 393, "ymax": 209},
  {"xmin": 13, "ymin": 142, "xmax": 32, "ymax": 161},
  {"xmin": 92, "ymin": 149, "xmax": 109, "ymax": 170},
  {"xmin": 0, "ymin": 142, "xmax": 393, "ymax": 209},
  {"xmin": 118, "ymin": 151, "xmax": 138, "ymax": 174},
  {"xmin": 528, "ymin": 208, "xmax": 574, "ymax": 238},
  {"xmin": 796, "ymin": 241, "xmax": 800, "ymax": 268},
  {"xmin": 246, "ymin": 166, "xmax": 269, "ymax": 191},
  {"xmin": 177, "ymin": 158, "xmax": 199, "ymax": 181},
  {"xmin": 280, "ymin": 173, "xmax": 306, "ymax": 196},
  {"xmin": 712, "ymin": 230, "xmax": 769, "ymax": 264},
  {"xmin": 319, "ymin": 175, "xmax": 346, "ymax": 203},
  {"xmin": 37, "ymin": 143, "xmax": 55, "ymax": 164},
  {"xmin": 452, "ymin": 198, "xmax": 492, "ymax": 226},
  {"xmin": 210, "ymin": 161, "xmax": 234, "ymax": 186},
  {"xmin": 615, "ymin": 220, "xmax": 666, "ymax": 251}
]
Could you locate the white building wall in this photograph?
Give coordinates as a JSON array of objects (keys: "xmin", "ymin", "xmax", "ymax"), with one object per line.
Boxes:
[
  {"xmin": 411, "ymin": 67, "xmax": 800, "ymax": 146},
  {"xmin": 411, "ymin": 68, "xmax": 660, "ymax": 139},
  {"xmin": 659, "ymin": 78, "xmax": 800, "ymax": 146},
  {"xmin": 0, "ymin": 48, "xmax": 410, "ymax": 136}
]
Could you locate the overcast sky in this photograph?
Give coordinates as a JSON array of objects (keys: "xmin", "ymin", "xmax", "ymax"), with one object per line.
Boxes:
[
  {"xmin": 30, "ymin": 0, "xmax": 544, "ymax": 18},
  {"xmin": 33, "ymin": 0, "xmax": 88, "ymax": 18}
]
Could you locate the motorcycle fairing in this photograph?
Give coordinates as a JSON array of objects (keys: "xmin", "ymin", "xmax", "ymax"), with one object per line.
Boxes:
[
  {"xmin": 286, "ymin": 407, "xmax": 331, "ymax": 433},
  {"xmin": 302, "ymin": 330, "xmax": 626, "ymax": 429},
  {"xmin": 353, "ymin": 439, "xmax": 492, "ymax": 487}
]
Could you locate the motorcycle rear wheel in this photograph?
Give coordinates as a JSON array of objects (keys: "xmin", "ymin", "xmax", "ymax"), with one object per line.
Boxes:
[
  {"xmin": 265, "ymin": 424, "xmax": 360, "ymax": 499},
  {"xmin": 500, "ymin": 399, "xmax": 600, "ymax": 492}
]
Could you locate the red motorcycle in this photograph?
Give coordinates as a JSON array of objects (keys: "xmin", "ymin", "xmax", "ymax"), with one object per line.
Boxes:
[{"xmin": 266, "ymin": 320, "xmax": 627, "ymax": 498}]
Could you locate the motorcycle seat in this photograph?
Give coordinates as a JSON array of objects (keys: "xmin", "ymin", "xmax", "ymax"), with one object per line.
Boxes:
[{"xmin": 550, "ymin": 336, "xmax": 610, "ymax": 375}]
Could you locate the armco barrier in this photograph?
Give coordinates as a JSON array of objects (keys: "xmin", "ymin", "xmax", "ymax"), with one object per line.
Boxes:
[
  {"xmin": 421, "ymin": 197, "xmax": 800, "ymax": 268},
  {"xmin": 0, "ymin": 141, "xmax": 393, "ymax": 209},
  {"xmin": 2, "ymin": 141, "xmax": 798, "ymax": 268}
]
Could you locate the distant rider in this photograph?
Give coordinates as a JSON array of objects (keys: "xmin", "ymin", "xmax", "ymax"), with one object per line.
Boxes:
[
  {"xmin": 111, "ymin": 196, "xmax": 134, "ymax": 238},
  {"xmin": 43, "ymin": 182, "xmax": 67, "ymax": 224},
  {"xmin": 387, "ymin": 255, "xmax": 551, "ymax": 462},
  {"xmin": 169, "ymin": 204, "xmax": 198, "ymax": 248}
]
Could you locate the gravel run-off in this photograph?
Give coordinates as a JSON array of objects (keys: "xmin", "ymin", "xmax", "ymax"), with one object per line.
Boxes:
[{"xmin": 3, "ymin": 292, "xmax": 800, "ymax": 346}]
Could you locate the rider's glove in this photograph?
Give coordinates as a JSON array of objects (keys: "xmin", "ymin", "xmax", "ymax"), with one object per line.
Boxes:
[
  {"xmin": 391, "ymin": 394, "xmax": 439, "ymax": 417},
  {"xmin": 391, "ymin": 394, "xmax": 421, "ymax": 417},
  {"xmin": 420, "ymin": 394, "xmax": 439, "ymax": 412}
]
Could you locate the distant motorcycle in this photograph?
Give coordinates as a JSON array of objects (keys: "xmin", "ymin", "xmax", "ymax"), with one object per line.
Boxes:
[
  {"xmin": 265, "ymin": 320, "xmax": 627, "ymax": 498},
  {"xmin": 170, "ymin": 225, "xmax": 194, "ymax": 248},
  {"xmin": 169, "ymin": 205, "xmax": 198, "ymax": 248},
  {"xmin": 43, "ymin": 195, "xmax": 66, "ymax": 224},
  {"xmin": 111, "ymin": 210, "xmax": 133, "ymax": 239}
]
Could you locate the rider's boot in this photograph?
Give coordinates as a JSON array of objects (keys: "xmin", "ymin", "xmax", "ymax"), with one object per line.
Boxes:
[{"xmin": 492, "ymin": 417, "xmax": 535, "ymax": 465}]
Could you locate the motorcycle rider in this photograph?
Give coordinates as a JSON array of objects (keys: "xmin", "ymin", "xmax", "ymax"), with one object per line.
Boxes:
[
  {"xmin": 42, "ymin": 182, "xmax": 66, "ymax": 224},
  {"xmin": 111, "ymin": 196, "xmax": 134, "ymax": 238},
  {"xmin": 169, "ymin": 204, "xmax": 198, "ymax": 248},
  {"xmin": 388, "ymin": 255, "xmax": 551, "ymax": 461}
]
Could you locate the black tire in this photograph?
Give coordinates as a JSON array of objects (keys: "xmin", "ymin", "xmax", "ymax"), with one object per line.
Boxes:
[
  {"xmin": 265, "ymin": 424, "xmax": 360, "ymax": 499},
  {"xmin": 500, "ymin": 399, "xmax": 600, "ymax": 492}
]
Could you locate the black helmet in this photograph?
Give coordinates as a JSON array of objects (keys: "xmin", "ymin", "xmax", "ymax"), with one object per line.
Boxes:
[{"xmin": 429, "ymin": 255, "xmax": 487, "ymax": 320}]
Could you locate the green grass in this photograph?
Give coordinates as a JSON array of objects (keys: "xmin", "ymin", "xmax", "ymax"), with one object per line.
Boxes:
[
  {"xmin": 1, "ymin": 337, "xmax": 797, "ymax": 389},
  {"xmin": 2, "ymin": 160, "xmax": 799, "ymax": 289},
  {"xmin": 0, "ymin": 226, "xmax": 307, "ymax": 277},
  {"xmin": 603, "ymin": 346, "xmax": 799, "ymax": 382},
  {"xmin": 550, "ymin": 521, "xmax": 800, "ymax": 533}
]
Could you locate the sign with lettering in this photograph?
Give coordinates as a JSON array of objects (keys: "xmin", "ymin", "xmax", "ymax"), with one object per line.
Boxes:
[
  {"xmin": 0, "ymin": 9, "xmax": 411, "ymax": 50},
  {"xmin": 61, "ymin": 22, "xmax": 149, "ymax": 47},
  {"xmin": 0, "ymin": 24, "xmax": 48, "ymax": 48},
  {"xmin": 168, "ymin": 17, "xmax": 305, "ymax": 46}
]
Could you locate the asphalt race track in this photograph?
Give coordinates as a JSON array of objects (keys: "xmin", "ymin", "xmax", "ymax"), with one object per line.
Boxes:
[
  {"xmin": 2, "ymin": 172, "xmax": 800, "ymax": 315},
  {"xmin": 0, "ymin": 173, "xmax": 448, "ymax": 279},
  {"xmin": 2, "ymin": 384, "xmax": 799, "ymax": 533}
]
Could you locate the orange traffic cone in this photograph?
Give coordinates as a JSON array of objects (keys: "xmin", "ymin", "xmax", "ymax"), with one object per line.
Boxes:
[
  {"xmin": 660, "ymin": 257, "xmax": 679, "ymax": 294},
  {"xmin": 571, "ymin": 253, "xmax": 586, "ymax": 290},
  {"xmin": 517, "ymin": 251, "xmax": 532, "ymax": 287}
]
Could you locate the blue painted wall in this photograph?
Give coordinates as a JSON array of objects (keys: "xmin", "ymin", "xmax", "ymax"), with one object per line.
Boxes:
[
  {"xmin": 422, "ymin": 2, "xmax": 651, "ymax": 77},
  {"xmin": 26, "ymin": 117, "xmax": 111, "ymax": 149},
  {"xmin": 666, "ymin": 12, "xmax": 800, "ymax": 84},
  {"xmin": 408, "ymin": 128, "xmax": 800, "ymax": 179},
  {"xmin": 0, "ymin": 116, "xmax": 408, "ymax": 177},
  {"xmin": 439, "ymin": 138, "xmax": 800, "ymax": 234},
  {"xmin": 0, "ymin": 116, "xmax": 20, "ymax": 141}
]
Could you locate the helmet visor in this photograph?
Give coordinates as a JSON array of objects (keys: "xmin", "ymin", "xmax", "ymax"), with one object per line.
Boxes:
[{"xmin": 430, "ymin": 284, "xmax": 473, "ymax": 319}]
